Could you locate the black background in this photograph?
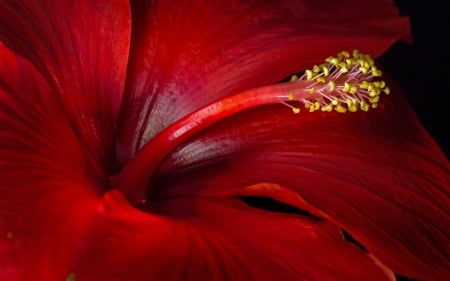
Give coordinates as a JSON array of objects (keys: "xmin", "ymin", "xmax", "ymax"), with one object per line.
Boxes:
[
  {"xmin": 380, "ymin": 0, "xmax": 449, "ymax": 159},
  {"xmin": 380, "ymin": 2, "xmax": 448, "ymax": 279}
]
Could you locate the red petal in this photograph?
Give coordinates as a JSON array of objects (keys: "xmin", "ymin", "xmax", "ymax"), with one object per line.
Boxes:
[
  {"xmin": 0, "ymin": 43, "xmax": 101, "ymax": 281},
  {"xmin": 0, "ymin": 181, "xmax": 98, "ymax": 281},
  {"xmin": 0, "ymin": 0, "xmax": 131, "ymax": 172},
  {"xmin": 117, "ymin": 0, "xmax": 410, "ymax": 163},
  {"xmin": 75, "ymin": 190, "xmax": 395, "ymax": 281},
  {"xmin": 0, "ymin": 3, "xmax": 131, "ymax": 274},
  {"xmin": 155, "ymin": 80, "xmax": 450, "ymax": 280}
]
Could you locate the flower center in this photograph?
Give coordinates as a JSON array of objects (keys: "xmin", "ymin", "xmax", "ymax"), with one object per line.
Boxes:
[{"xmin": 111, "ymin": 50, "xmax": 389, "ymax": 206}]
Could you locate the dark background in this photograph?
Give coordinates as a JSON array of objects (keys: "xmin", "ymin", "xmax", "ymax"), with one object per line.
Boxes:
[
  {"xmin": 381, "ymin": 3, "xmax": 449, "ymax": 278},
  {"xmin": 380, "ymin": 0, "xmax": 449, "ymax": 159}
]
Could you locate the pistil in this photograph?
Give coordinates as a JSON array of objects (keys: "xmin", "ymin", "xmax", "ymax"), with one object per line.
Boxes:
[{"xmin": 112, "ymin": 50, "xmax": 390, "ymax": 205}]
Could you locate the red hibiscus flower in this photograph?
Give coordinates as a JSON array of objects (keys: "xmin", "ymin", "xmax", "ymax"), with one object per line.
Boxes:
[{"xmin": 0, "ymin": 0, "xmax": 449, "ymax": 281}]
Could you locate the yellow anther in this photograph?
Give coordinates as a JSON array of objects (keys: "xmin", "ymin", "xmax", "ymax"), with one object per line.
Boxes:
[
  {"xmin": 365, "ymin": 56, "xmax": 375, "ymax": 66},
  {"xmin": 331, "ymin": 99, "xmax": 339, "ymax": 106},
  {"xmin": 373, "ymin": 81, "xmax": 382, "ymax": 88},
  {"xmin": 314, "ymin": 102, "xmax": 320, "ymax": 110},
  {"xmin": 339, "ymin": 62, "xmax": 348, "ymax": 73},
  {"xmin": 292, "ymin": 107, "xmax": 300, "ymax": 114},
  {"xmin": 383, "ymin": 87, "xmax": 390, "ymax": 95},
  {"xmin": 369, "ymin": 88, "xmax": 380, "ymax": 97},
  {"xmin": 371, "ymin": 67, "xmax": 382, "ymax": 77},
  {"xmin": 349, "ymin": 85, "xmax": 358, "ymax": 94},
  {"xmin": 352, "ymin": 49, "xmax": 360, "ymax": 58},
  {"xmin": 305, "ymin": 70, "xmax": 314, "ymax": 80},
  {"xmin": 309, "ymin": 87, "xmax": 316, "ymax": 94},
  {"xmin": 346, "ymin": 98, "xmax": 357, "ymax": 106},
  {"xmin": 359, "ymin": 66, "xmax": 369, "ymax": 74},
  {"xmin": 328, "ymin": 80, "xmax": 336, "ymax": 91},
  {"xmin": 335, "ymin": 104, "xmax": 347, "ymax": 113},
  {"xmin": 343, "ymin": 82, "xmax": 351, "ymax": 93},
  {"xmin": 313, "ymin": 65, "xmax": 320, "ymax": 73},
  {"xmin": 322, "ymin": 66, "xmax": 330, "ymax": 77},
  {"xmin": 340, "ymin": 51, "xmax": 350, "ymax": 58},
  {"xmin": 369, "ymin": 96, "xmax": 380, "ymax": 104},
  {"xmin": 321, "ymin": 104, "xmax": 333, "ymax": 112},
  {"xmin": 360, "ymin": 101, "xmax": 369, "ymax": 112},
  {"xmin": 288, "ymin": 92, "xmax": 295, "ymax": 101},
  {"xmin": 316, "ymin": 77, "xmax": 326, "ymax": 83},
  {"xmin": 360, "ymin": 81, "xmax": 369, "ymax": 89},
  {"xmin": 348, "ymin": 105, "xmax": 358, "ymax": 112},
  {"xmin": 329, "ymin": 57, "xmax": 339, "ymax": 66},
  {"xmin": 371, "ymin": 103, "xmax": 378, "ymax": 108},
  {"xmin": 290, "ymin": 75, "xmax": 299, "ymax": 82}
]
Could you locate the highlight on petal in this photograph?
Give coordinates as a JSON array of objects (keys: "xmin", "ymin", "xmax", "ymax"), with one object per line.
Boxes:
[
  {"xmin": 153, "ymin": 78, "xmax": 450, "ymax": 280},
  {"xmin": 2, "ymin": 1, "xmax": 443, "ymax": 281},
  {"xmin": 0, "ymin": 40, "xmax": 100, "ymax": 280},
  {"xmin": 116, "ymin": 0, "xmax": 410, "ymax": 163},
  {"xmin": 0, "ymin": 2, "xmax": 131, "ymax": 274},
  {"xmin": 0, "ymin": 0, "xmax": 131, "ymax": 173},
  {"xmin": 74, "ymin": 190, "xmax": 395, "ymax": 281}
]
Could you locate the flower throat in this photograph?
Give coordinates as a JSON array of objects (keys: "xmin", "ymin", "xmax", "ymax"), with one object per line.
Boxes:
[{"xmin": 112, "ymin": 50, "xmax": 390, "ymax": 206}]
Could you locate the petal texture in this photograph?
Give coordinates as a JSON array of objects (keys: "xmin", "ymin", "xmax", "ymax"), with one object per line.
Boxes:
[
  {"xmin": 0, "ymin": 2, "xmax": 131, "ymax": 276},
  {"xmin": 2, "ymin": 1, "xmax": 436, "ymax": 281},
  {"xmin": 0, "ymin": 44, "xmax": 99, "ymax": 281},
  {"xmin": 155, "ymin": 79, "xmax": 450, "ymax": 280},
  {"xmin": 0, "ymin": 0, "xmax": 131, "ymax": 173},
  {"xmin": 75, "ymin": 191, "xmax": 394, "ymax": 281},
  {"xmin": 117, "ymin": 0, "xmax": 410, "ymax": 163}
]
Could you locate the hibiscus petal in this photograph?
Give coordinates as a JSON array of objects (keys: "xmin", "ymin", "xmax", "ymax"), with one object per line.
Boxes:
[
  {"xmin": 0, "ymin": 182, "xmax": 98, "ymax": 281},
  {"xmin": 0, "ymin": 4, "xmax": 131, "ymax": 274},
  {"xmin": 0, "ymin": 0, "xmax": 131, "ymax": 171},
  {"xmin": 0, "ymin": 44, "xmax": 100, "ymax": 280},
  {"xmin": 75, "ymin": 190, "xmax": 395, "ymax": 281},
  {"xmin": 154, "ymin": 80, "xmax": 450, "ymax": 280},
  {"xmin": 117, "ymin": 0, "xmax": 410, "ymax": 162}
]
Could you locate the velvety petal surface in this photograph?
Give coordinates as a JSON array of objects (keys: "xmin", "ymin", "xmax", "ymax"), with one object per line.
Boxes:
[
  {"xmin": 0, "ymin": 0, "xmax": 131, "ymax": 173},
  {"xmin": 117, "ymin": 0, "xmax": 410, "ymax": 163},
  {"xmin": 154, "ymin": 80, "xmax": 450, "ymax": 280},
  {"xmin": 75, "ymin": 190, "xmax": 395, "ymax": 281},
  {"xmin": 0, "ymin": 0, "xmax": 130, "ymax": 278},
  {"xmin": 0, "ymin": 43, "xmax": 100, "ymax": 281},
  {"xmin": 3, "ymin": 1, "xmax": 442, "ymax": 281}
]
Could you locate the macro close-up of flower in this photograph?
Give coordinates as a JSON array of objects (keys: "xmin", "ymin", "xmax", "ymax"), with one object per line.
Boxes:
[{"xmin": 0, "ymin": 0, "xmax": 449, "ymax": 281}]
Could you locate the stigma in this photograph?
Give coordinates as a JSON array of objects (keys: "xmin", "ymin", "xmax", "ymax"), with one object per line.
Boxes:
[{"xmin": 281, "ymin": 50, "xmax": 390, "ymax": 114}]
